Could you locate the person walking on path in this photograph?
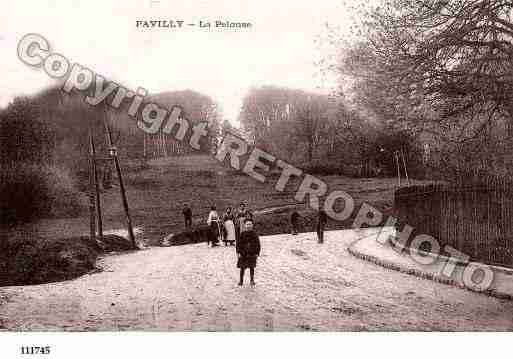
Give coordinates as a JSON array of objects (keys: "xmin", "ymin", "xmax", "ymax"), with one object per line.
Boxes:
[
  {"xmin": 183, "ymin": 204, "xmax": 192, "ymax": 229},
  {"xmin": 316, "ymin": 209, "xmax": 327, "ymax": 244},
  {"xmin": 207, "ymin": 205, "xmax": 220, "ymax": 247},
  {"xmin": 236, "ymin": 219, "xmax": 261, "ymax": 286},
  {"xmin": 290, "ymin": 211, "xmax": 300, "ymax": 235}
]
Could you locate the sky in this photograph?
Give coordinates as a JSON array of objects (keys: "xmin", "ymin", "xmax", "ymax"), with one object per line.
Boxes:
[{"xmin": 0, "ymin": 0, "xmax": 358, "ymax": 125}]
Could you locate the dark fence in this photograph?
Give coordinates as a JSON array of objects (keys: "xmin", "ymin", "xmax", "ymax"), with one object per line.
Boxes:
[{"xmin": 394, "ymin": 180, "xmax": 513, "ymax": 268}]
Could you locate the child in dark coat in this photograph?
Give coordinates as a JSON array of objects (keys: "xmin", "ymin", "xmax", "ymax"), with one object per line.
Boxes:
[{"xmin": 236, "ymin": 218, "xmax": 261, "ymax": 286}]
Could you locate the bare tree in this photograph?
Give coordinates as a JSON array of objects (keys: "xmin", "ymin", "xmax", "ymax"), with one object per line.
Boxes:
[
  {"xmin": 340, "ymin": 0, "xmax": 513, "ymax": 134},
  {"xmin": 292, "ymin": 95, "xmax": 329, "ymax": 162}
]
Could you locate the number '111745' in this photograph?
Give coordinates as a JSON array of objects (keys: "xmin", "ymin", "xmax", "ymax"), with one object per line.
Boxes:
[{"xmin": 21, "ymin": 346, "xmax": 51, "ymax": 355}]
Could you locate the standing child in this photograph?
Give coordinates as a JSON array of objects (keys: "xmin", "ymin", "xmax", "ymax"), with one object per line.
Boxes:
[{"xmin": 236, "ymin": 219, "xmax": 261, "ymax": 286}]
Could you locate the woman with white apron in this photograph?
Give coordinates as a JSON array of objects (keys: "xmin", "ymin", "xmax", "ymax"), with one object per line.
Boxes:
[
  {"xmin": 207, "ymin": 205, "xmax": 220, "ymax": 247},
  {"xmin": 223, "ymin": 207, "xmax": 236, "ymax": 246}
]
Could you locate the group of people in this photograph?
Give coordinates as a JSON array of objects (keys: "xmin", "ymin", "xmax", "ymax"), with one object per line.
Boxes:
[
  {"xmin": 182, "ymin": 202, "xmax": 260, "ymax": 286},
  {"xmin": 181, "ymin": 202, "xmax": 328, "ymax": 286},
  {"xmin": 205, "ymin": 202, "xmax": 254, "ymax": 247}
]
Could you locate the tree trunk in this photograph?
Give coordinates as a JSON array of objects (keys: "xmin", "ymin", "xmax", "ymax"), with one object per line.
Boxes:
[{"xmin": 307, "ymin": 141, "xmax": 313, "ymax": 163}]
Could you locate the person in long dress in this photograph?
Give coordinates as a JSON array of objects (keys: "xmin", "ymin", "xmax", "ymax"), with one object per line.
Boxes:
[
  {"xmin": 223, "ymin": 207, "xmax": 236, "ymax": 246},
  {"xmin": 207, "ymin": 205, "xmax": 220, "ymax": 246}
]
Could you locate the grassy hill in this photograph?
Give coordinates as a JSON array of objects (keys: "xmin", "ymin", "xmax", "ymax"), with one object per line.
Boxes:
[
  {"xmin": 2, "ymin": 152, "xmax": 435, "ymax": 285},
  {"xmin": 16, "ymin": 153, "xmax": 433, "ymax": 246},
  {"xmin": 96, "ymin": 153, "xmax": 434, "ymax": 245}
]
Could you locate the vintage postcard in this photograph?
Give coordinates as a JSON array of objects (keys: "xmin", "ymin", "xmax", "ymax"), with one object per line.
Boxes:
[{"xmin": 1, "ymin": 0, "xmax": 512, "ymax": 357}]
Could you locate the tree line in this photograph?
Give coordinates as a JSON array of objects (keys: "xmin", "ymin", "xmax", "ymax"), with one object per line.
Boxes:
[
  {"xmin": 332, "ymin": 0, "xmax": 513, "ymax": 179},
  {"xmin": 238, "ymin": 1, "xmax": 513, "ymax": 180},
  {"xmin": 237, "ymin": 84, "xmax": 421, "ymax": 177},
  {"xmin": 0, "ymin": 85, "xmax": 221, "ymax": 225}
]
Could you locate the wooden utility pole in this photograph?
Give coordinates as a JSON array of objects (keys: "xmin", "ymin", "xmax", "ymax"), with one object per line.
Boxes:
[
  {"xmin": 400, "ymin": 149, "xmax": 410, "ymax": 186},
  {"xmin": 394, "ymin": 151, "xmax": 401, "ymax": 187},
  {"xmin": 89, "ymin": 133, "xmax": 103, "ymax": 240},
  {"xmin": 103, "ymin": 110, "xmax": 137, "ymax": 249},
  {"xmin": 88, "ymin": 133, "xmax": 97, "ymax": 243},
  {"xmin": 143, "ymin": 133, "xmax": 147, "ymax": 158}
]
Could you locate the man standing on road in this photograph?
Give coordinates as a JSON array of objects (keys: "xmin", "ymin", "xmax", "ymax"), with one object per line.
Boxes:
[
  {"xmin": 316, "ymin": 209, "xmax": 327, "ymax": 244},
  {"xmin": 183, "ymin": 204, "xmax": 192, "ymax": 229},
  {"xmin": 290, "ymin": 210, "xmax": 300, "ymax": 235},
  {"xmin": 236, "ymin": 218, "xmax": 261, "ymax": 286}
]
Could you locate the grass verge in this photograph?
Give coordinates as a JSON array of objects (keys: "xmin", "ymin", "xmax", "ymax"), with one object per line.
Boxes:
[{"xmin": 0, "ymin": 232, "xmax": 134, "ymax": 287}]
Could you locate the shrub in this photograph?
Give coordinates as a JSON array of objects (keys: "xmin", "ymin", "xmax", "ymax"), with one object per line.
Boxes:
[
  {"xmin": 0, "ymin": 164, "xmax": 85, "ymax": 226},
  {"xmin": 0, "ymin": 233, "xmax": 132, "ymax": 286},
  {"xmin": 0, "ymin": 97, "xmax": 54, "ymax": 167},
  {"xmin": 0, "ymin": 232, "xmax": 96, "ymax": 286},
  {"xmin": 42, "ymin": 165, "xmax": 86, "ymax": 218}
]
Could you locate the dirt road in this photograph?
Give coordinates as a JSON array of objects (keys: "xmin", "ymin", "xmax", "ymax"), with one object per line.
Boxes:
[{"xmin": 1, "ymin": 229, "xmax": 512, "ymax": 331}]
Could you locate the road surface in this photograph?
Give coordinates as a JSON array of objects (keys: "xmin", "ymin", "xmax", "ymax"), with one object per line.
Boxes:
[{"xmin": 1, "ymin": 229, "xmax": 512, "ymax": 331}]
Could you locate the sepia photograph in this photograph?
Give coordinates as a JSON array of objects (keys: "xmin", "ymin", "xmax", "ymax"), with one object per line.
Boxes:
[{"xmin": 1, "ymin": 0, "xmax": 513, "ymax": 355}]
